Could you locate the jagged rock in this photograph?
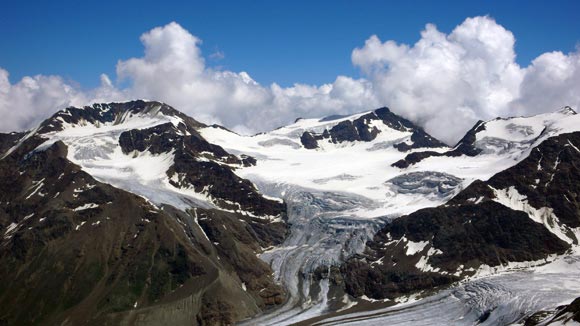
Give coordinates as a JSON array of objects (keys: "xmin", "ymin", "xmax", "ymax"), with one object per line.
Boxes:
[{"xmin": 299, "ymin": 107, "xmax": 444, "ymax": 150}]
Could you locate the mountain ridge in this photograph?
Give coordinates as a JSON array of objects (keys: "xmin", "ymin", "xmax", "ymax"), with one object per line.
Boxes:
[{"xmin": 2, "ymin": 100, "xmax": 580, "ymax": 326}]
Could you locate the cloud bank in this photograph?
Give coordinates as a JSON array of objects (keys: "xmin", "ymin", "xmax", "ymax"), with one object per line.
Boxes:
[{"xmin": 1, "ymin": 17, "xmax": 579, "ymax": 144}]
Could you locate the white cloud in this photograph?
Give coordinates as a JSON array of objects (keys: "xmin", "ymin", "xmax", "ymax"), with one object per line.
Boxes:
[
  {"xmin": 0, "ymin": 22, "xmax": 376, "ymax": 135},
  {"xmin": 511, "ymin": 50, "xmax": 580, "ymax": 116},
  {"xmin": 0, "ymin": 69, "xmax": 86, "ymax": 132},
  {"xmin": 353, "ymin": 16, "xmax": 525, "ymax": 143},
  {"xmin": 114, "ymin": 22, "xmax": 377, "ymax": 133},
  {"xmin": 0, "ymin": 18, "xmax": 579, "ymax": 145},
  {"xmin": 0, "ymin": 69, "xmax": 126, "ymax": 133}
]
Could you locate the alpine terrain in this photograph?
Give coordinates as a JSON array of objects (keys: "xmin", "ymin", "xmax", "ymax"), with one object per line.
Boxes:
[{"xmin": 1, "ymin": 100, "xmax": 580, "ymax": 326}]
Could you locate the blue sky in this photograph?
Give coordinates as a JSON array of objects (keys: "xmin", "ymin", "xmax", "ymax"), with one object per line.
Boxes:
[
  {"xmin": 1, "ymin": 0, "xmax": 580, "ymax": 144},
  {"xmin": 1, "ymin": 0, "xmax": 579, "ymax": 88}
]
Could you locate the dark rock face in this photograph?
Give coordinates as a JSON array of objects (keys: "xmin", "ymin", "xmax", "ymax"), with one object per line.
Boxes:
[
  {"xmin": 392, "ymin": 150, "xmax": 441, "ymax": 169},
  {"xmin": 338, "ymin": 132, "xmax": 580, "ymax": 301},
  {"xmin": 523, "ymin": 297, "xmax": 580, "ymax": 325},
  {"xmin": 338, "ymin": 201, "xmax": 568, "ymax": 300},
  {"xmin": 300, "ymin": 132, "xmax": 319, "ymax": 149},
  {"xmin": 299, "ymin": 117, "xmax": 377, "ymax": 149},
  {"xmin": 168, "ymin": 153, "xmax": 284, "ymax": 217},
  {"xmin": 0, "ymin": 102, "xmax": 288, "ymax": 326},
  {"xmin": 480, "ymin": 132, "xmax": 580, "ymax": 228},
  {"xmin": 339, "ymin": 262, "xmax": 459, "ymax": 300},
  {"xmin": 0, "ymin": 132, "xmax": 23, "ymax": 156},
  {"xmin": 451, "ymin": 120, "xmax": 486, "ymax": 156},
  {"xmin": 448, "ymin": 132, "xmax": 580, "ymax": 229},
  {"xmin": 555, "ymin": 297, "xmax": 580, "ymax": 323},
  {"xmin": 119, "ymin": 123, "xmax": 227, "ymax": 160},
  {"xmin": 392, "ymin": 120, "xmax": 486, "ymax": 168},
  {"xmin": 382, "ymin": 202, "xmax": 567, "ymax": 268},
  {"xmin": 299, "ymin": 107, "xmax": 445, "ymax": 150},
  {"xmin": 393, "ymin": 128, "xmax": 446, "ymax": 152}
]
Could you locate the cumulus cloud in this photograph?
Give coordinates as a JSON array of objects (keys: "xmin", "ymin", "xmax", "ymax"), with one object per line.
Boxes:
[
  {"xmin": 0, "ymin": 69, "xmax": 86, "ymax": 132},
  {"xmin": 352, "ymin": 16, "xmax": 580, "ymax": 143},
  {"xmin": 512, "ymin": 50, "xmax": 580, "ymax": 116},
  {"xmin": 0, "ymin": 18, "xmax": 579, "ymax": 144},
  {"xmin": 0, "ymin": 69, "xmax": 127, "ymax": 133},
  {"xmin": 352, "ymin": 17, "xmax": 525, "ymax": 143},
  {"xmin": 113, "ymin": 22, "xmax": 378, "ymax": 133},
  {"xmin": 0, "ymin": 22, "xmax": 377, "ymax": 135}
]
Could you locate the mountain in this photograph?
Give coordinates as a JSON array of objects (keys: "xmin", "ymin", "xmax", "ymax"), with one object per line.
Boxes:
[
  {"xmin": 199, "ymin": 105, "xmax": 580, "ymax": 325},
  {"xmin": 199, "ymin": 106, "xmax": 457, "ymax": 219},
  {"xmin": 0, "ymin": 101, "xmax": 287, "ymax": 325},
  {"xmin": 393, "ymin": 106, "xmax": 577, "ymax": 168},
  {"xmin": 308, "ymin": 109, "xmax": 580, "ymax": 325},
  {"xmin": 297, "ymin": 107, "xmax": 445, "ymax": 151},
  {"xmin": 338, "ymin": 130, "xmax": 580, "ymax": 301},
  {"xmin": 1, "ymin": 100, "xmax": 580, "ymax": 326}
]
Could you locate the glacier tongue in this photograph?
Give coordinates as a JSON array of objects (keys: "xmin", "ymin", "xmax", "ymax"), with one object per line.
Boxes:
[
  {"xmin": 312, "ymin": 254, "xmax": 580, "ymax": 326},
  {"xmin": 239, "ymin": 180, "xmax": 386, "ymax": 325}
]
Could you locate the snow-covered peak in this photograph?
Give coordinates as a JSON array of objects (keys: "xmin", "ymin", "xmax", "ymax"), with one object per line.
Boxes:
[
  {"xmin": 36, "ymin": 100, "xmax": 203, "ymax": 136},
  {"xmin": 260, "ymin": 107, "xmax": 445, "ymax": 151},
  {"xmin": 455, "ymin": 107, "xmax": 580, "ymax": 156},
  {"xmin": 556, "ymin": 105, "xmax": 577, "ymax": 115},
  {"xmin": 199, "ymin": 107, "xmax": 455, "ymax": 217},
  {"xmin": 8, "ymin": 101, "xmax": 580, "ymax": 222},
  {"xmin": 8, "ymin": 100, "xmax": 283, "ymax": 221},
  {"xmin": 271, "ymin": 110, "xmax": 374, "ymax": 137}
]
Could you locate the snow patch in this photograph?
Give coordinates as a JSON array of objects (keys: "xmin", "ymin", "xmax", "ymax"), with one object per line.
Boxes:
[
  {"xmin": 3, "ymin": 222, "xmax": 19, "ymax": 238},
  {"xmin": 404, "ymin": 239, "xmax": 429, "ymax": 256},
  {"xmin": 25, "ymin": 179, "xmax": 45, "ymax": 199},
  {"xmin": 75, "ymin": 221, "xmax": 87, "ymax": 231},
  {"xmin": 415, "ymin": 247, "xmax": 444, "ymax": 273},
  {"xmin": 491, "ymin": 186, "xmax": 575, "ymax": 243},
  {"xmin": 73, "ymin": 203, "xmax": 99, "ymax": 211}
]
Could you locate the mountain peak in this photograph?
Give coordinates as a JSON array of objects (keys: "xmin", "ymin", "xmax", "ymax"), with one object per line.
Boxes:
[
  {"xmin": 288, "ymin": 106, "xmax": 446, "ymax": 151},
  {"xmin": 37, "ymin": 100, "xmax": 205, "ymax": 135},
  {"xmin": 557, "ymin": 106, "xmax": 577, "ymax": 115}
]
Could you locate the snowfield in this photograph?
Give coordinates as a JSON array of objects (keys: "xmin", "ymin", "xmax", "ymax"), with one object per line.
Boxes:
[
  {"xmin": 201, "ymin": 107, "xmax": 580, "ymax": 219},
  {"xmin": 34, "ymin": 105, "xmax": 216, "ymax": 210}
]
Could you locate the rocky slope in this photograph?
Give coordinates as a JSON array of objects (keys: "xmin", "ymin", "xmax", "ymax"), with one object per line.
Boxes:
[
  {"xmin": 523, "ymin": 297, "xmax": 580, "ymax": 325},
  {"xmin": 0, "ymin": 101, "xmax": 287, "ymax": 325}
]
